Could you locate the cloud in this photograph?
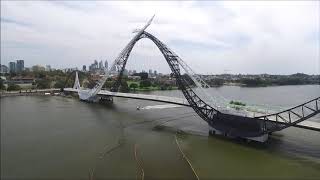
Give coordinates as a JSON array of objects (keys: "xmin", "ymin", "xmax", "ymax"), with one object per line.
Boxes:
[{"xmin": 1, "ymin": 1, "xmax": 319, "ymax": 74}]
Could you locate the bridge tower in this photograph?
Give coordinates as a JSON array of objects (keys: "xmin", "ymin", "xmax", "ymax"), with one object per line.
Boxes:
[{"xmin": 73, "ymin": 71, "xmax": 81, "ymax": 90}]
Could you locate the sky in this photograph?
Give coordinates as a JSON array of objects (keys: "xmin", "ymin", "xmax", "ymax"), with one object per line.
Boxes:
[{"xmin": 1, "ymin": 1, "xmax": 319, "ymax": 75}]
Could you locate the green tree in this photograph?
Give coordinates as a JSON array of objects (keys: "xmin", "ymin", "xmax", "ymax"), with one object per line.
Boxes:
[
  {"xmin": 103, "ymin": 81, "xmax": 113, "ymax": 89},
  {"xmin": 129, "ymin": 83, "xmax": 138, "ymax": 91},
  {"xmin": 119, "ymin": 81, "xmax": 129, "ymax": 93},
  {"xmin": 0, "ymin": 79, "xmax": 6, "ymax": 90},
  {"xmin": 7, "ymin": 83, "xmax": 21, "ymax": 91},
  {"xmin": 36, "ymin": 79, "xmax": 51, "ymax": 89},
  {"xmin": 140, "ymin": 80, "xmax": 151, "ymax": 88},
  {"xmin": 54, "ymin": 80, "xmax": 65, "ymax": 89}
]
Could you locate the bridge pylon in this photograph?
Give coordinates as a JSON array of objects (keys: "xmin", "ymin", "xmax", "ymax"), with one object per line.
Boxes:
[{"xmin": 73, "ymin": 71, "xmax": 81, "ymax": 90}]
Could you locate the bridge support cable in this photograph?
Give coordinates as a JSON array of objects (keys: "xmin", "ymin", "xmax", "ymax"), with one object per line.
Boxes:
[{"xmin": 175, "ymin": 57, "xmax": 225, "ymax": 109}]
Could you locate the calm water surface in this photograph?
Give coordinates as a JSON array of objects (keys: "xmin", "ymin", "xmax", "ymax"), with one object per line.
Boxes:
[{"xmin": 1, "ymin": 85, "xmax": 320, "ymax": 179}]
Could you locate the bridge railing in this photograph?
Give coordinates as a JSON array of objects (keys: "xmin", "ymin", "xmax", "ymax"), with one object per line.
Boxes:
[{"xmin": 256, "ymin": 97, "xmax": 320, "ymax": 132}]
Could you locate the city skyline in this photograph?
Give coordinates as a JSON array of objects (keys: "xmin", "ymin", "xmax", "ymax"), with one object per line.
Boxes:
[{"xmin": 1, "ymin": 1, "xmax": 319, "ymax": 75}]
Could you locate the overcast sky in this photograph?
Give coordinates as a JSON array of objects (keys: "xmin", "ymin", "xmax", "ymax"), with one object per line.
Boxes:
[{"xmin": 1, "ymin": 1, "xmax": 319, "ymax": 74}]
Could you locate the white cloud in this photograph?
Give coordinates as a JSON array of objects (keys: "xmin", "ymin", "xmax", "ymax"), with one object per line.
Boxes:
[{"xmin": 1, "ymin": 1, "xmax": 319, "ymax": 74}]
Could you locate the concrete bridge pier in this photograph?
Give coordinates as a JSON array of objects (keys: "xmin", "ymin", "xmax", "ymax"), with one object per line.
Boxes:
[
  {"xmin": 98, "ymin": 95, "xmax": 113, "ymax": 104},
  {"xmin": 208, "ymin": 126, "xmax": 269, "ymax": 143}
]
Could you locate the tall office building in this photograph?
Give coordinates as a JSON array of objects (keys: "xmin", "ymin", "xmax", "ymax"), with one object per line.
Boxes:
[
  {"xmin": 16, "ymin": 60, "xmax": 24, "ymax": 73},
  {"xmin": 9, "ymin": 62, "xmax": 16, "ymax": 73},
  {"xmin": 94, "ymin": 60, "xmax": 98, "ymax": 69},
  {"xmin": 82, "ymin": 65, "xmax": 86, "ymax": 71},
  {"xmin": 99, "ymin": 60, "xmax": 103, "ymax": 69},
  {"xmin": 104, "ymin": 60, "xmax": 108, "ymax": 70}
]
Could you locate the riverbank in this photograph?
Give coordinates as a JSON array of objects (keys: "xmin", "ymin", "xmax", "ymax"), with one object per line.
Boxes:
[{"xmin": 0, "ymin": 89, "xmax": 61, "ymax": 97}]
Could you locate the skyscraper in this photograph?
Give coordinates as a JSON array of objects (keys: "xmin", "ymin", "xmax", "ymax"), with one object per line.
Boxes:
[
  {"xmin": 94, "ymin": 60, "xmax": 98, "ymax": 69},
  {"xmin": 82, "ymin": 65, "xmax": 86, "ymax": 71},
  {"xmin": 104, "ymin": 60, "xmax": 108, "ymax": 70},
  {"xmin": 9, "ymin": 62, "xmax": 16, "ymax": 73},
  {"xmin": 99, "ymin": 60, "xmax": 103, "ymax": 69},
  {"xmin": 16, "ymin": 60, "xmax": 24, "ymax": 73}
]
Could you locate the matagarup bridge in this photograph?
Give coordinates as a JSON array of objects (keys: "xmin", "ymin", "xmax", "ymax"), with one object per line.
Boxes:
[{"xmin": 63, "ymin": 16, "xmax": 320, "ymax": 142}]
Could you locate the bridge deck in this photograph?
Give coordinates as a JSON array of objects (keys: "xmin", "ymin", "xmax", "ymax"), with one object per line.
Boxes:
[{"xmin": 64, "ymin": 88, "xmax": 320, "ymax": 132}]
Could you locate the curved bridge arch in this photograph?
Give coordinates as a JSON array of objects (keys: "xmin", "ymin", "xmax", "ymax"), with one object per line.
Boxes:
[{"xmin": 112, "ymin": 31, "xmax": 219, "ymax": 122}]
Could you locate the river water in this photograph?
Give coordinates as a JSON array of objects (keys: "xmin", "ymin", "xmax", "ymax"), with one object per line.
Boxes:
[{"xmin": 1, "ymin": 85, "xmax": 320, "ymax": 179}]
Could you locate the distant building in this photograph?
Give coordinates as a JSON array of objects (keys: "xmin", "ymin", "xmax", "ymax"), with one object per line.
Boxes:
[
  {"xmin": 154, "ymin": 70, "xmax": 157, "ymax": 76},
  {"xmin": 104, "ymin": 60, "xmax": 108, "ymax": 70},
  {"xmin": 45, "ymin": 65, "xmax": 51, "ymax": 71},
  {"xmin": 32, "ymin": 65, "xmax": 45, "ymax": 72},
  {"xmin": 94, "ymin": 60, "xmax": 98, "ymax": 69},
  {"xmin": 149, "ymin": 69, "xmax": 153, "ymax": 77},
  {"xmin": 0, "ymin": 65, "xmax": 9, "ymax": 74},
  {"xmin": 9, "ymin": 62, "xmax": 16, "ymax": 73},
  {"xmin": 9, "ymin": 77, "xmax": 35, "ymax": 84},
  {"xmin": 123, "ymin": 69, "xmax": 129, "ymax": 76},
  {"xmin": 63, "ymin": 67, "xmax": 77, "ymax": 73},
  {"xmin": 16, "ymin": 60, "xmax": 24, "ymax": 73},
  {"xmin": 82, "ymin": 65, "xmax": 86, "ymax": 72},
  {"xmin": 99, "ymin": 60, "xmax": 103, "ymax": 69},
  {"xmin": 128, "ymin": 75, "xmax": 141, "ymax": 80}
]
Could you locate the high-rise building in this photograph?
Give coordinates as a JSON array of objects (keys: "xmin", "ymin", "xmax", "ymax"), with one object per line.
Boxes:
[
  {"xmin": 99, "ymin": 60, "xmax": 103, "ymax": 69},
  {"xmin": 94, "ymin": 60, "xmax": 98, "ymax": 69},
  {"xmin": 9, "ymin": 62, "xmax": 16, "ymax": 73},
  {"xmin": 104, "ymin": 60, "xmax": 108, "ymax": 70},
  {"xmin": 154, "ymin": 70, "xmax": 157, "ymax": 76},
  {"xmin": 16, "ymin": 60, "xmax": 24, "ymax": 73},
  {"xmin": 82, "ymin": 65, "xmax": 86, "ymax": 71},
  {"xmin": 149, "ymin": 69, "xmax": 153, "ymax": 76}
]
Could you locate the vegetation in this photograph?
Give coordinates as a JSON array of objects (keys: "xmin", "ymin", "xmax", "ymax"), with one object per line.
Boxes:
[
  {"xmin": 7, "ymin": 83, "xmax": 21, "ymax": 91},
  {"xmin": 129, "ymin": 83, "xmax": 138, "ymax": 91},
  {"xmin": 229, "ymin": 100, "xmax": 246, "ymax": 106},
  {"xmin": 36, "ymin": 79, "xmax": 51, "ymax": 89},
  {"xmin": 3, "ymin": 70, "xmax": 317, "ymax": 93},
  {"xmin": 204, "ymin": 73, "xmax": 319, "ymax": 87},
  {"xmin": 53, "ymin": 80, "xmax": 65, "ymax": 89},
  {"xmin": 0, "ymin": 79, "xmax": 6, "ymax": 90},
  {"xmin": 139, "ymin": 79, "xmax": 152, "ymax": 88},
  {"xmin": 119, "ymin": 80, "xmax": 129, "ymax": 93}
]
